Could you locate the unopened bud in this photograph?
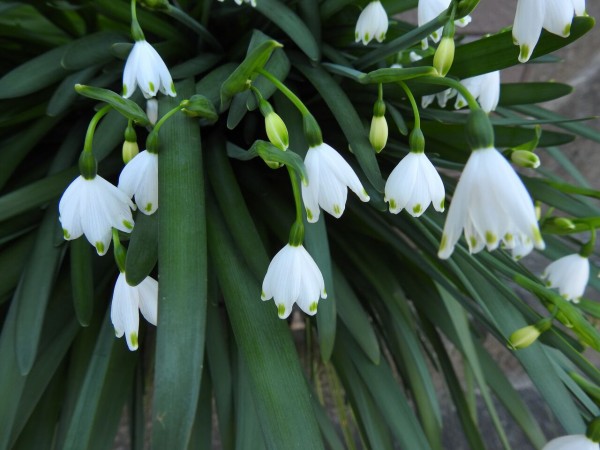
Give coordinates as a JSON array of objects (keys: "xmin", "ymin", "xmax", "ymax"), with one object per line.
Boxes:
[
  {"xmin": 554, "ymin": 217, "xmax": 576, "ymax": 230},
  {"xmin": 122, "ymin": 140, "xmax": 140, "ymax": 164},
  {"xmin": 508, "ymin": 318, "xmax": 551, "ymax": 350},
  {"xmin": 369, "ymin": 115, "xmax": 388, "ymax": 153},
  {"xmin": 146, "ymin": 99, "xmax": 158, "ymax": 125},
  {"xmin": 433, "ymin": 37, "xmax": 455, "ymax": 77},
  {"xmin": 265, "ymin": 112, "xmax": 289, "ymax": 151},
  {"xmin": 511, "ymin": 150, "xmax": 540, "ymax": 169}
]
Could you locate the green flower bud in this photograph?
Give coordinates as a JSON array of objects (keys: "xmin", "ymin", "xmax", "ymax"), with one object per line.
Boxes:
[
  {"xmin": 508, "ymin": 318, "xmax": 552, "ymax": 350},
  {"xmin": 369, "ymin": 115, "xmax": 388, "ymax": 153},
  {"xmin": 554, "ymin": 217, "xmax": 576, "ymax": 230},
  {"xmin": 511, "ymin": 150, "xmax": 540, "ymax": 169},
  {"xmin": 122, "ymin": 140, "xmax": 140, "ymax": 164},
  {"xmin": 433, "ymin": 37, "xmax": 455, "ymax": 77},
  {"xmin": 303, "ymin": 114, "xmax": 323, "ymax": 148},
  {"xmin": 180, "ymin": 95, "xmax": 218, "ymax": 120},
  {"xmin": 265, "ymin": 111, "xmax": 289, "ymax": 151}
]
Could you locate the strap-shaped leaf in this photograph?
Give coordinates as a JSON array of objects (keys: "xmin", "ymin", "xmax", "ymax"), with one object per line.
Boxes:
[
  {"xmin": 153, "ymin": 80, "xmax": 207, "ymax": 449},
  {"xmin": 207, "ymin": 202, "xmax": 325, "ymax": 450},
  {"xmin": 75, "ymin": 84, "xmax": 150, "ymax": 126},
  {"xmin": 125, "ymin": 211, "xmax": 158, "ymax": 286},
  {"xmin": 255, "ymin": 0, "xmax": 320, "ymax": 62},
  {"xmin": 61, "ymin": 31, "xmax": 126, "ymax": 70}
]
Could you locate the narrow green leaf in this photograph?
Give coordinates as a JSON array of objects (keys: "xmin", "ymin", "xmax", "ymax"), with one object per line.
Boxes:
[
  {"xmin": 206, "ymin": 293, "xmax": 235, "ymax": 450},
  {"xmin": 61, "ymin": 310, "xmax": 137, "ymax": 449},
  {"xmin": 304, "ymin": 216, "xmax": 336, "ymax": 362},
  {"xmin": 70, "ymin": 237, "xmax": 95, "ymax": 326},
  {"xmin": 332, "ymin": 265, "xmax": 380, "ymax": 364},
  {"xmin": 14, "ymin": 203, "xmax": 65, "ymax": 375},
  {"xmin": 196, "ymin": 63, "xmax": 238, "ymax": 109},
  {"xmin": 170, "ymin": 54, "xmax": 222, "ymax": 80},
  {"xmin": 188, "ymin": 362, "xmax": 213, "ymax": 450},
  {"xmin": 294, "ymin": 59, "xmax": 385, "ymax": 191},
  {"xmin": 0, "ymin": 116, "xmax": 61, "ymax": 191},
  {"xmin": 0, "ymin": 234, "xmax": 34, "ymax": 302},
  {"xmin": 0, "ymin": 45, "xmax": 71, "ymax": 99},
  {"xmin": 61, "ymin": 31, "xmax": 126, "ymax": 70},
  {"xmin": 47, "ymin": 66, "xmax": 99, "ymax": 117},
  {"xmin": 499, "ymin": 82, "xmax": 573, "ymax": 106},
  {"xmin": 75, "ymin": 84, "xmax": 151, "ymax": 126},
  {"xmin": 153, "ymin": 79, "xmax": 207, "ymax": 449},
  {"xmin": 207, "ymin": 202, "xmax": 325, "ymax": 450},
  {"xmin": 255, "ymin": 0, "xmax": 320, "ymax": 62},
  {"xmin": 125, "ymin": 211, "xmax": 158, "ymax": 286}
]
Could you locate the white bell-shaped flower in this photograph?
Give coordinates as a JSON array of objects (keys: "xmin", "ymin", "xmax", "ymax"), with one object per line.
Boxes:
[
  {"xmin": 418, "ymin": 0, "xmax": 471, "ymax": 49},
  {"xmin": 301, "ymin": 142, "xmax": 370, "ymax": 223},
  {"xmin": 454, "ymin": 71, "xmax": 501, "ymax": 113},
  {"xmin": 438, "ymin": 147, "xmax": 544, "ymax": 259},
  {"xmin": 542, "ymin": 253, "xmax": 589, "ymax": 302},
  {"xmin": 118, "ymin": 150, "xmax": 158, "ymax": 215},
  {"xmin": 59, "ymin": 175, "xmax": 135, "ymax": 256},
  {"xmin": 355, "ymin": 1, "xmax": 389, "ymax": 45},
  {"xmin": 542, "ymin": 434, "xmax": 598, "ymax": 450},
  {"xmin": 385, "ymin": 152, "xmax": 445, "ymax": 217},
  {"xmin": 512, "ymin": 0, "xmax": 585, "ymax": 63},
  {"xmin": 111, "ymin": 273, "xmax": 158, "ymax": 351},
  {"xmin": 261, "ymin": 244, "xmax": 327, "ymax": 319},
  {"xmin": 123, "ymin": 40, "xmax": 176, "ymax": 99}
]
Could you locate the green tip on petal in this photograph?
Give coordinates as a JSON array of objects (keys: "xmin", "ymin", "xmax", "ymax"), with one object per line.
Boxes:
[
  {"xmin": 145, "ymin": 203, "xmax": 153, "ymax": 212},
  {"xmin": 439, "ymin": 234, "xmax": 447, "ymax": 251},
  {"xmin": 504, "ymin": 233, "xmax": 514, "ymax": 243},
  {"xmin": 469, "ymin": 236, "xmax": 478, "ymax": 249},
  {"xmin": 277, "ymin": 304, "xmax": 286, "ymax": 317},
  {"xmin": 170, "ymin": 81, "xmax": 176, "ymax": 94},
  {"xmin": 485, "ymin": 231, "xmax": 497, "ymax": 245},
  {"xmin": 412, "ymin": 204, "xmax": 422, "ymax": 215},
  {"xmin": 123, "ymin": 220, "xmax": 133, "ymax": 230},
  {"xmin": 519, "ymin": 44, "xmax": 530, "ymax": 61},
  {"xmin": 63, "ymin": 228, "xmax": 71, "ymax": 239},
  {"xmin": 389, "ymin": 199, "xmax": 397, "ymax": 211},
  {"xmin": 306, "ymin": 209, "xmax": 313, "ymax": 221},
  {"xmin": 309, "ymin": 302, "xmax": 318, "ymax": 313},
  {"xmin": 439, "ymin": 199, "xmax": 445, "ymax": 210},
  {"xmin": 364, "ymin": 32, "xmax": 370, "ymax": 42},
  {"xmin": 96, "ymin": 241, "xmax": 105, "ymax": 254},
  {"xmin": 333, "ymin": 204, "xmax": 341, "ymax": 215},
  {"xmin": 532, "ymin": 226, "xmax": 543, "ymax": 245},
  {"xmin": 148, "ymin": 81, "xmax": 155, "ymax": 93},
  {"xmin": 563, "ymin": 23, "xmax": 571, "ymax": 36},
  {"xmin": 261, "ymin": 290, "xmax": 267, "ymax": 300},
  {"xmin": 122, "ymin": 84, "xmax": 128, "ymax": 96},
  {"xmin": 130, "ymin": 332, "xmax": 138, "ymax": 350}
]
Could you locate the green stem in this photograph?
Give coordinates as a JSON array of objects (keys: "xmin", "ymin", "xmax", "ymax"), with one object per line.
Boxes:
[
  {"xmin": 257, "ymin": 68, "xmax": 311, "ymax": 117},
  {"xmin": 377, "ymin": 82, "xmax": 383, "ymax": 102},
  {"xmin": 398, "ymin": 80, "xmax": 421, "ymax": 129},
  {"xmin": 288, "ymin": 167, "xmax": 304, "ymax": 226},
  {"xmin": 130, "ymin": 0, "xmax": 145, "ymax": 41},
  {"xmin": 419, "ymin": 75, "xmax": 480, "ymax": 111},
  {"xmin": 155, "ymin": 103, "xmax": 184, "ymax": 133},
  {"xmin": 83, "ymin": 105, "xmax": 111, "ymax": 153}
]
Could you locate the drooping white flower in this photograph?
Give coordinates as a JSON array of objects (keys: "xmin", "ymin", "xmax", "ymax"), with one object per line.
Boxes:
[
  {"xmin": 301, "ymin": 142, "xmax": 370, "ymax": 223},
  {"xmin": 123, "ymin": 40, "xmax": 176, "ymax": 99},
  {"xmin": 542, "ymin": 434, "xmax": 598, "ymax": 450},
  {"xmin": 261, "ymin": 244, "xmax": 327, "ymax": 319},
  {"xmin": 455, "ymin": 71, "xmax": 501, "ymax": 113},
  {"xmin": 355, "ymin": 1, "xmax": 389, "ymax": 45},
  {"xmin": 59, "ymin": 175, "xmax": 135, "ymax": 256},
  {"xmin": 510, "ymin": 235, "xmax": 535, "ymax": 260},
  {"xmin": 542, "ymin": 253, "xmax": 589, "ymax": 302},
  {"xmin": 418, "ymin": 0, "xmax": 471, "ymax": 49},
  {"xmin": 438, "ymin": 147, "xmax": 544, "ymax": 259},
  {"xmin": 422, "ymin": 88, "xmax": 456, "ymax": 109},
  {"xmin": 118, "ymin": 150, "xmax": 158, "ymax": 215},
  {"xmin": 111, "ymin": 273, "xmax": 158, "ymax": 351},
  {"xmin": 385, "ymin": 152, "xmax": 445, "ymax": 217},
  {"xmin": 512, "ymin": 0, "xmax": 585, "ymax": 63}
]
